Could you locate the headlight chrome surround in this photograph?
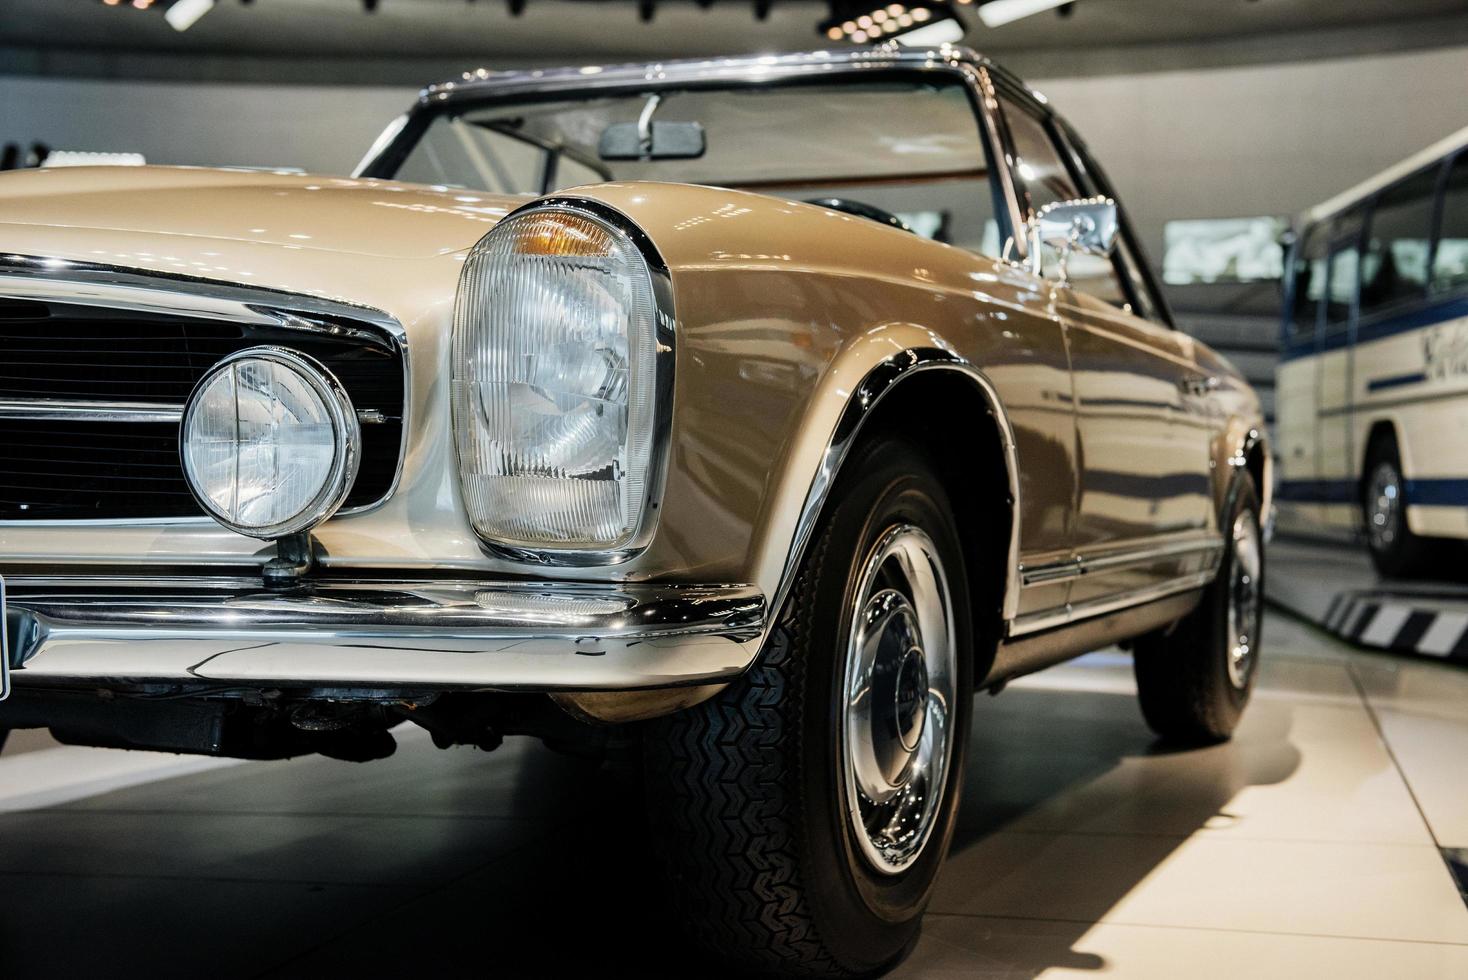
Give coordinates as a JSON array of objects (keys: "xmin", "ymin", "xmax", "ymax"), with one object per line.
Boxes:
[
  {"xmin": 452, "ymin": 199, "xmax": 675, "ymax": 565},
  {"xmin": 181, "ymin": 346, "xmax": 361, "ymax": 540}
]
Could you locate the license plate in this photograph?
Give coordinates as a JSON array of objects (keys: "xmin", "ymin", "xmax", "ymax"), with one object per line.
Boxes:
[{"xmin": 0, "ymin": 575, "xmax": 8, "ymax": 701}]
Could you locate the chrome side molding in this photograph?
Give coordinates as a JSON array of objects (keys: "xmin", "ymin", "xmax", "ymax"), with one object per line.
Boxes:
[{"xmin": 1011, "ymin": 535, "xmax": 1225, "ymax": 636}]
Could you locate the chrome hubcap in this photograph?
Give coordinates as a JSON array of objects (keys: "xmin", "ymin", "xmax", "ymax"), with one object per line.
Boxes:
[
  {"xmin": 1226, "ymin": 509, "xmax": 1262, "ymax": 690},
  {"xmin": 1366, "ymin": 462, "xmax": 1402, "ymax": 552},
  {"xmin": 841, "ymin": 525, "xmax": 956, "ymax": 874}
]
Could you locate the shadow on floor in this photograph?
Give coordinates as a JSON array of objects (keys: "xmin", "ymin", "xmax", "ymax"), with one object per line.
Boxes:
[{"xmin": 0, "ymin": 675, "xmax": 1303, "ymax": 979}]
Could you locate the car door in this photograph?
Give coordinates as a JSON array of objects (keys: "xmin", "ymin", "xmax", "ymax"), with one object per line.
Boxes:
[{"xmin": 996, "ymin": 93, "xmax": 1214, "ymax": 615}]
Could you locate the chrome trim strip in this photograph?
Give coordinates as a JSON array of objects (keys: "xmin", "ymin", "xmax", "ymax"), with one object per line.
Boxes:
[
  {"xmin": 1019, "ymin": 535, "xmax": 1224, "ymax": 587},
  {"xmin": 1010, "ymin": 569, "xmax": 1217, "ymax": 637},
  {"xmin": 0, "ymin": 399, "xmax": 183, "ymax": 423},
  {"xmin": 1020, "ymin": 556, "xmax": 1082, "ymax": 586},
  {"xmin": 5, "ymin": 578, "xmax": 765, "ymax": 691},
  {"xmin": 1081, "ymin": 536, "xmax": 1224, "ymax": 575},
  {"xmin": 972, "ymin": 64, "xmax": 1031, "ymax": 263},
  {"xmin": 453, "ymin": 196, "xmax": 677, "ymax": 568},
  {"xmin": 772, "ymin": 349, "xmax": 1023, "ymax": 626},
  {"xmin": 0, "ymin": 256, "xmax": 411, "ymax": 525}
]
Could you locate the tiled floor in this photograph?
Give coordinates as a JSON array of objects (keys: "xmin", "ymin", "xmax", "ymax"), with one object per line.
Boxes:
[{"xmin": 1, "ymin": 609, "xmax": 1466, "ymax": 978}]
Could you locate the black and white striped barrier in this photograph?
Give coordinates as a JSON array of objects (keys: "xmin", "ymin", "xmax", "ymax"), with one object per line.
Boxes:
[
  {"xmin": 1265, "ymin": 538, "xmax": 1468, "ymax": 665},
  {"xmin": 1322, "ymin": 593, "xmax": 1468, "ymax": 662}
]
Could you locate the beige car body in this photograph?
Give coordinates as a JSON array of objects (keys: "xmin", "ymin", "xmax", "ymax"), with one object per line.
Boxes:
[{"xmin": 0, "ymin": 49, "xmax": 1267, "ymax": 724}]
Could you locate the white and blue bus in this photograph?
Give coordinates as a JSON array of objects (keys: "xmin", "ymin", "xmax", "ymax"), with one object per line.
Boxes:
[{"xmin": 1278, "ymin": 126, "xmax": 1468, "ymax": 576}]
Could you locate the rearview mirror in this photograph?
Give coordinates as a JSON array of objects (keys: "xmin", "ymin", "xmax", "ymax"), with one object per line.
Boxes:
[
  {"xmin": 1028, "ymin": 197, "xmax": 1118, "ymax": 281},
  {"xmin": 598, "ymin": 121, "xmax": 706, "ymax": 161}
]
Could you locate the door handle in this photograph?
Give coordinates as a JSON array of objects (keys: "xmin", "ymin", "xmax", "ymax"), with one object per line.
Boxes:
[{"xmin": 1178, "ymin": 374, "xmax": 1219, "ymax": 396}]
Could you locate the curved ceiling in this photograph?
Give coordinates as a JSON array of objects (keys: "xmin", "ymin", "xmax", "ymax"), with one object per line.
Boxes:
[{"xmin": 3, "ymin": 0, "xmax": 1467, "ymax": 61}]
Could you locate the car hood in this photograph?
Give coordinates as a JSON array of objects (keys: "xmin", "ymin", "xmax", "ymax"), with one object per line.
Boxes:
[{"xmin": 0, "ymin": 165, "xmax": 525, "ymax": 259}]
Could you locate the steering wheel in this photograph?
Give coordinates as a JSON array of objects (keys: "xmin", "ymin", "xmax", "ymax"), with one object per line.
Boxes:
[{"xmin": 804, "ymin": 198, "xmax": 914, "ymax": 234}]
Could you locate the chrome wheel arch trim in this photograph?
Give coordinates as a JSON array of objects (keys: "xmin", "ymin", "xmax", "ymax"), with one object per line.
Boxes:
[
  {"xmin": 1222, "ymin": 424, "xmax": 1270, "ymax": 523},
  {"xmin": 0, "ymin": 254, "xmax": 411, "ymax": 527},
  {"xmin": 768, "ymin": 347, "xmax": 1022, "ymax": 633}
]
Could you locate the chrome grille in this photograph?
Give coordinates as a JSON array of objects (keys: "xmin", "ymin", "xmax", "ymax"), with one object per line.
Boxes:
[{"xmin": 0, "ymin": 296, "xmax": 405, "ymax": 522}]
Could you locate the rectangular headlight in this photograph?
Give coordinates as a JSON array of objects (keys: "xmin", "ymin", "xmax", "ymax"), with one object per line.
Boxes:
[{"xmin": 452, "ymin": 204, "xmax": 670, "ymax": 559}]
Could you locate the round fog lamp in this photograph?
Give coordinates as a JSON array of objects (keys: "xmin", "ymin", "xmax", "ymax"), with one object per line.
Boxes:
[{"xmin": 181, "ymin": 346, "xmax": 360, "ymax": 539}]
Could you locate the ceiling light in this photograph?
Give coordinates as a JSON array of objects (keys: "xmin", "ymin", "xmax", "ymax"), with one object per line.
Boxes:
[
  {"xmin": 819, "ymin": 0, "xmax": 961, "ymax": 45},
  {"xmin": 895, "ymin": 17, "xmax": 964, "ymax": 44},
  {"xmin": 977, "ymin": 0, "xmax": 1071, "ymax": 27},
  {"xmin": 164, "ymin": 0, "xmax": 215, "ymax": 31}
]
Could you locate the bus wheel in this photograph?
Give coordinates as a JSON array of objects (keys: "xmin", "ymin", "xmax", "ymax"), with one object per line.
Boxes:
[{"xmin": 1362, "ymin": 434, "xmax": 1436, "ymax": 579}]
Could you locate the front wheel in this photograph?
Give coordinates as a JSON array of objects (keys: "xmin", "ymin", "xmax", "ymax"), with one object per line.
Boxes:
[
  {"xmin": 1133, "ymin": 475, "xmax": 1263, "ymax": 744},
  {"xmin": 644, "ymin": 438, "xmax": 974, "ymax": 977}
]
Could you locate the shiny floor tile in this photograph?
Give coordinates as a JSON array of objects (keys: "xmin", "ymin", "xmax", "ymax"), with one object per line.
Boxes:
[
  {"xmin": 933, "ymin": 832, "xmax": 1468, "ymax": 944},
  {"xmin": 1371, "ymin": 707, "xmax": 1468, "ymax": 848},
  {"xmin": 968, "ymin": 698, "xmax": 1433, "ymax": 846},
  {"xmin": 1, "ymin": 608, "xmax": 1465, "ymax": 977},
  {"xmin": 893, "ymin": 915, "xmax": 1468, "ymax": 980}
]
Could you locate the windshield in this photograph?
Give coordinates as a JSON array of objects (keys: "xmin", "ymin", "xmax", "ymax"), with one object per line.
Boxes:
[{"xmin": 383, "ymin": 78, "xmax": 1005, "ymax": 256}]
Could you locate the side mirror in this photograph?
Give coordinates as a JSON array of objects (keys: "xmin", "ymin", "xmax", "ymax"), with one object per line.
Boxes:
[{"xmin": 1027, "ymin": 196, "xmax": 1119, "ymax": 281}]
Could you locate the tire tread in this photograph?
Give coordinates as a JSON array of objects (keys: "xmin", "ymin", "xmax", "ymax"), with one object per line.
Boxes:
[{"xmin": 645, "ymin": 525, "xmax": 849, "ymax": 977}]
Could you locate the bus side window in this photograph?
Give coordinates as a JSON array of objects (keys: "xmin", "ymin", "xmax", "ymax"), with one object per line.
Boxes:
[
  {"xmin": 1433, "ymin": 155, "xmax": 1468, "ymax": 294},
  {"xmin": 1289, "ymin": 224, "xmax": 1328, "ymax": 346},
  {"xmin": 1326, "ymin": 246, "xmax": 1359, "ymax": 327},
  {"xmin": 1361, "ymin": 167, "xmax": 1438, "ymax": 316},
  {"xmin": 1324, "ymin": 209, "xmax": 1365, "ymax": 330}
]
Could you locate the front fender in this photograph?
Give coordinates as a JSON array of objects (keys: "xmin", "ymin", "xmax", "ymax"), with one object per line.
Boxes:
[{"xmin": 556, "ymin": 182, "xmax": 1040, "ymax": 616}]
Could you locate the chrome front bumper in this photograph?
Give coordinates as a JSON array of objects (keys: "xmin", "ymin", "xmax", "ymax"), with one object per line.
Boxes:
[{"xmin": 4, "ymin": 577, "xmax": 766, "ymax": 692}]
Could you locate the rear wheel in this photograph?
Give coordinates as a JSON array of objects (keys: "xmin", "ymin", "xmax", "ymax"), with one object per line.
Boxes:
[
  {"xmin": 644, "ymin": 438, "xmax": 974, "ymax": 977},
  {"xmin": 1133, "ymin": 476, "xmax": 1263, "ymax": 744},
  {"xmin": 1362, "ymin": 434, "xmax": 1438, "ymax": 578}
]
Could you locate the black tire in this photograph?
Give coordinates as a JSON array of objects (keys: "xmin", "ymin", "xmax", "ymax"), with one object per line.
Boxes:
[
  {"xmin": 644, "ymin": 437, "xmax": 975, "ymax": 978},
  {"xmin": 1133, "ymin": 476, "xmax": 1263, "ymax": 745},
  {"xmin": 1362, "ymin": 433, "xmax": 1438, "ymax": 579}
]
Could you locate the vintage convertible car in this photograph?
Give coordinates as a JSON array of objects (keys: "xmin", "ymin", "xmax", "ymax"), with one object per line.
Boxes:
[{"xmin": 0, "ymin": 48, "xmax": 1267, "ymax": 976}]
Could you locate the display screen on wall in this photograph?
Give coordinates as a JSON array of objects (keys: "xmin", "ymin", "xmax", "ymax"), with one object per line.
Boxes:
[{"xmin": 1163, "ymin": 216, "xmax": 1287, "ymax": 285}]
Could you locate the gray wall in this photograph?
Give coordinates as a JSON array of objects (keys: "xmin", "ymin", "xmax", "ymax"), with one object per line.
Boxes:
[
  {"xmin": 0, "ymin": 76, "xmax": 412, "ymax": 176},
  {"xmin": 2, "ymin": 43, "xmax": 1467, "ymax": 257},
  {"xmin": 1039, "ymin": 44, "xmax": 1468, "ymax": 258}
]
